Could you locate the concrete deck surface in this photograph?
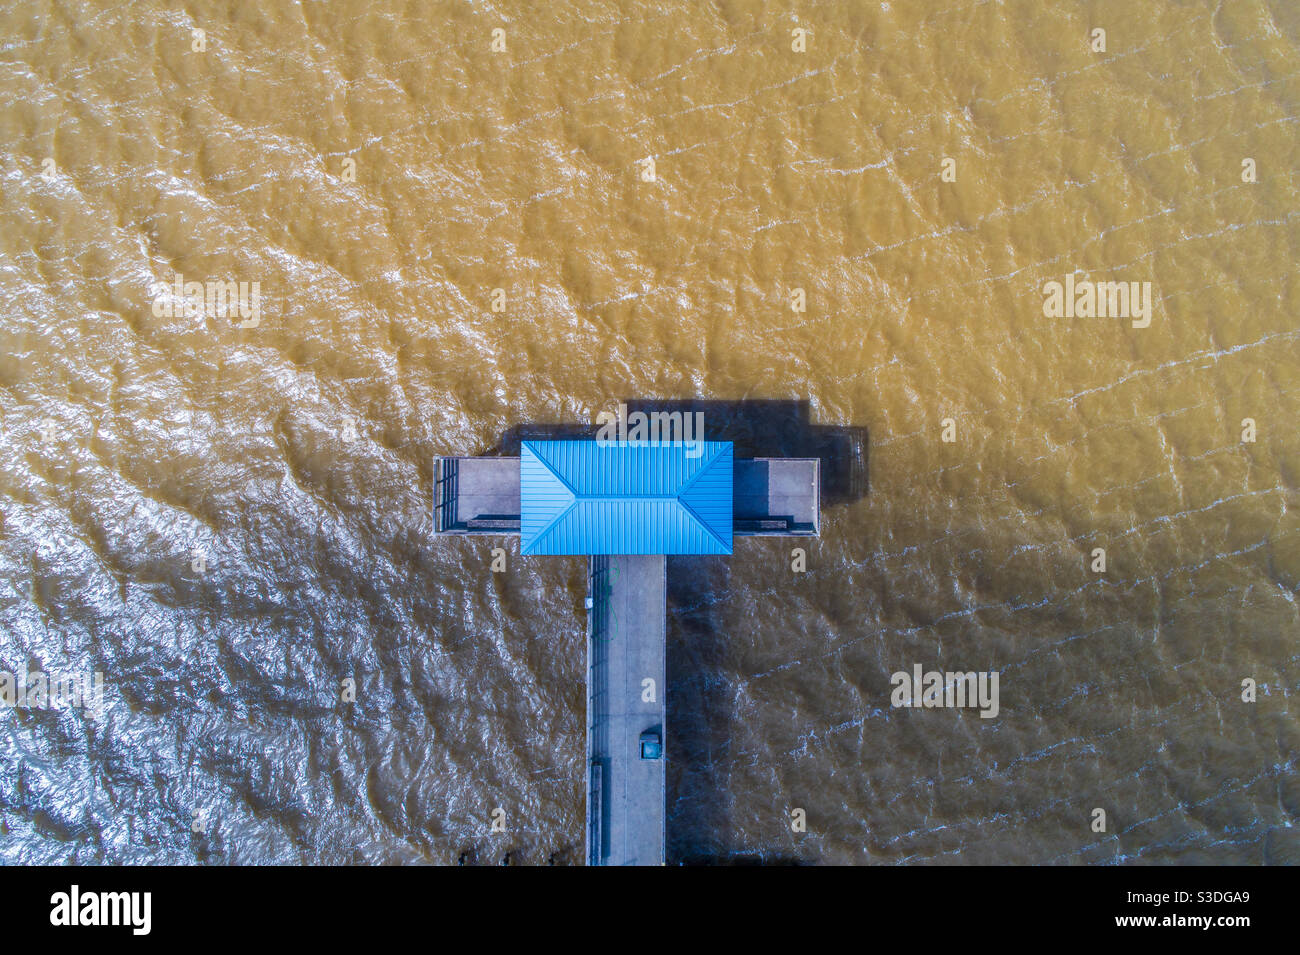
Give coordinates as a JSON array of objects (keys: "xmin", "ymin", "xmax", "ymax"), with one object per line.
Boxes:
[
  {"xmin": 587, "ymin": 555, "xmax": 666, "ymax": 866},
  {"xmin": 734, "ymin": 457, "xmax": 820, "ymax": 533},
  {"xmin": 437, "ymin": 457, "xmax": 520, "ymax": 530}
]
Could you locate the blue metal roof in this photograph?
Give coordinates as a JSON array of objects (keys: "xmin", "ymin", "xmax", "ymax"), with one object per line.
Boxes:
[{"xmin": 520, "ymin": 440, "xmax": 733, "ymax": 555}]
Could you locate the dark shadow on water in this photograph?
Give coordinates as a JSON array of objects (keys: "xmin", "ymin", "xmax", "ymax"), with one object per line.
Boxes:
[
  {"xmin": 665, "ymin": 554, "xmax": 733, "ymax": 863},
  {"xmin": 486, "ymin": 399, "xmax": 868, "ymax": 505}
]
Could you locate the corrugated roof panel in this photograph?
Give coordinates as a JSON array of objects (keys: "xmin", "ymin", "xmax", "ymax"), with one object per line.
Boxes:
[
  {"xmin": 520, "ymin": 444, "xmax": 577, "ymax": 543},
  {"xmin": 520, "ymin": 440, "xmax": 733, "ymax": 555}
]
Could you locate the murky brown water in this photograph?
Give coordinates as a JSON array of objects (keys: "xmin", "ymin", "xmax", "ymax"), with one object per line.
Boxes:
[{"xmin": 1, "ymin": 1, "xmax": 1297, "ymax": 864}]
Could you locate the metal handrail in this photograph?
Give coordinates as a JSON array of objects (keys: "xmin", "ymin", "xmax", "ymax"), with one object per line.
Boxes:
[
  {"xmin": 433, "ymin": 458, "xmax": 458, "ymax": 532},
  {"xmin": 586, "ymin": 557, "xmax": 611, "ymax": 864}
]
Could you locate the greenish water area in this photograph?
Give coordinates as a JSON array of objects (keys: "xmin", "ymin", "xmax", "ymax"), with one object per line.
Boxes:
[{"xmin": 0, "ymin": 1, "xmax": 1297, "ymax": 863}]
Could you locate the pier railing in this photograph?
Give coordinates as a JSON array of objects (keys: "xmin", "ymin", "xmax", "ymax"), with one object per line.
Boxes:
[
  {"xmin": 433, "ymin": 457, "xmax": 458, "ymax": 533},
  {"xmin": 586, "ymin": 556, "xmax": 612, "ymax": 864},
  {"xmin": 587, "ymin": 760, "xmax": 603, "ymax": 866}
]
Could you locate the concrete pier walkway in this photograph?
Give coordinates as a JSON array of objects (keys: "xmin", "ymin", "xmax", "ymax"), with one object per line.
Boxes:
[{"xmin": 586, "ymin": 555, "xmax": 666, "ymax": 866}]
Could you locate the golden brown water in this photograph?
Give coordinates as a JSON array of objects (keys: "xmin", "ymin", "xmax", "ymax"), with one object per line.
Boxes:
[{"xmin": 0, "ymin": 0, "xmax": 1297, "ymax": 864}]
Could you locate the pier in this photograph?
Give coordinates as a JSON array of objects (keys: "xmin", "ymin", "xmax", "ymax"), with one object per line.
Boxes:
[{"xmin": 433, "ymin": 420, "xmax": 833, "ymax": 865}]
